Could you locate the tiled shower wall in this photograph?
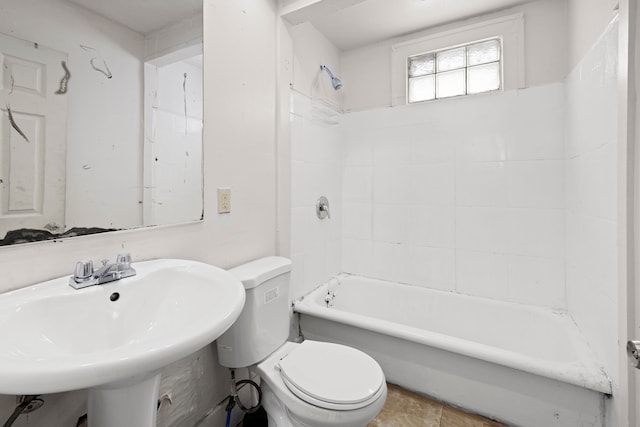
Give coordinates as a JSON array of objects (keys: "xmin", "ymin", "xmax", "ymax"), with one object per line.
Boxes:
[
  {"xmin": 289, "ymin": 90, "xmax": 343, "ymax": 301},
  {"xmin": 291, "ymin": 20, "xmax": 618, "ymax": 346},
  {"xmin": 565, "ymin": 19, "xmax": 618, "ymax": 382},
  {"xmin": 341, "ymin": 83, "xmax": 567, "ymax": 309}
]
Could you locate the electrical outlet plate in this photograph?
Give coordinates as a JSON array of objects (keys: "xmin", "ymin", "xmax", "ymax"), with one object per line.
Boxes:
[{"xmin": 217, "ymin": 188, "xmax": 231, "ymax": 214}]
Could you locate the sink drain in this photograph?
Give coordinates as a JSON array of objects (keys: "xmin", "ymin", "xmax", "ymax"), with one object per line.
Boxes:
[{"xmin": 110, "ymin": 292, "xmax": 120, "ymax": 302}]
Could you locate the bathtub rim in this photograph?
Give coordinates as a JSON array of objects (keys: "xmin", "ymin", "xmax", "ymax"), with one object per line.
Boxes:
[{"xmin": 293, "ymin": 274, "xmax": 612, "ymax": 395}]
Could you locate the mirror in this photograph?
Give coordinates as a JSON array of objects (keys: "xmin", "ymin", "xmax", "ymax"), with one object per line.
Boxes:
[{"xmin": 0, "ymin": 0, "xmax": 203, "ymax": 245}]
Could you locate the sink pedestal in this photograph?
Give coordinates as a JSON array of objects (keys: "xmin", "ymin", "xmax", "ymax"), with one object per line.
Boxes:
[{"xmin": 88, "ymin": 371, "xmax": 161, "ymax": 427}]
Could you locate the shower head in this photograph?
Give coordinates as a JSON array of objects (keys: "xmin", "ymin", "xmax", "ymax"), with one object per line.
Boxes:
[{"xmin": 320, "ymin": 65, "xmax": 343, "ymax": 90}]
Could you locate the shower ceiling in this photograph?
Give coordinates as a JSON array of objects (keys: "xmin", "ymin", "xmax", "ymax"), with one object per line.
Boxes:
[{"xmin": 292, "ymin": 0, "xmax": 536, "ymax": 50}]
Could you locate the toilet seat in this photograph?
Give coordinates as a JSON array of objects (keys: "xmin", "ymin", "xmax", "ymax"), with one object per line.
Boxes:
[{"xmin": 277, "ymin": 341, "xmax": 385, "ymax": 411}]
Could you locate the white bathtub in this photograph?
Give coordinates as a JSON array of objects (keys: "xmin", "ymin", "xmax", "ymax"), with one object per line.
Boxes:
[{"xmin": 294, "ymin": 274, "xmax": 612, "ymax": 427}]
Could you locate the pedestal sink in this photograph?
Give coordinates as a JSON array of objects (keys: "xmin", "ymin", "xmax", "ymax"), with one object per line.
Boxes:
[{"xmin": 0, "ymin": 258, "xmax": 245, "ymax": 427}]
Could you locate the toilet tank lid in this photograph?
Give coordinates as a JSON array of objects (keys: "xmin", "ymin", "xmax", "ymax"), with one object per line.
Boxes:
[{"xmin": 228, "ymin": 256, "xmax": 292, "ymax": 290}]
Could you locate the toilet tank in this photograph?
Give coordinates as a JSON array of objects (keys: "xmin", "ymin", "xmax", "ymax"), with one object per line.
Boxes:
[{"xmin": 217, "ymin": 256, "xmax": 292, "ymax": 368}]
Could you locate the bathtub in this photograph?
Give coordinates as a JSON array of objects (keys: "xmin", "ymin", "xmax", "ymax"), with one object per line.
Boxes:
[{"xmin": 294, "ymin": 274, "xmax": 612, "ymax": 427}]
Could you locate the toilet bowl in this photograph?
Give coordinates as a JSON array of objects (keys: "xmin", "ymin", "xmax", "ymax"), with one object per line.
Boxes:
[
  {"xmin": 257, "ymin": 341, "xmax": 386, "ymax": 427},
  {"xmin": 216, "ymin": 257, "xmax": 387, "ymax": 427}
]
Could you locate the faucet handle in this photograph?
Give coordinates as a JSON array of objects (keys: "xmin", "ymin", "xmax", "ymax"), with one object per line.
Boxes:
[
  {"xmin": 74, "ymin": 261, "xmax": 94, "ymax": 281},
  {"xmin": 116, "ymin": 253, "xmax": 132, "ymax": 267}
]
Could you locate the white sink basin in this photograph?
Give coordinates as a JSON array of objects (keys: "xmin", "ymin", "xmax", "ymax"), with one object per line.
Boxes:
[{"xmin": 0, "ymin": 258, "xmax": 245, "ymax": 397}]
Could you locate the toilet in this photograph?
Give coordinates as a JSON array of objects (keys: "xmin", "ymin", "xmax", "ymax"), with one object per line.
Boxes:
[{"xmin": 216, "ymin": 257, "xmax": 387, "ymax": 427}]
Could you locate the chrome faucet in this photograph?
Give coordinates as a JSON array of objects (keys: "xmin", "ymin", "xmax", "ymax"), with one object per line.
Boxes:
[{"xmin": 69, "ymin": 253, "xmax": 137, "ymax": 289}]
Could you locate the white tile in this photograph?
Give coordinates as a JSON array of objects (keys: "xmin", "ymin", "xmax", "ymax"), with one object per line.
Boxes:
[
  {"xmin": 411, "ymin": 126, "xmax": 456, "ymax": 164},
  {"xmin": 411, "ymin": 163, "xmax": 455, "ymax": 206},
  {"xmin": 297, "ymin": 163, "xmax": 340, "ymax": 208},
  {"xmin": 455, "ymin": 132, "xmax": 507, "ymax": 162},
  {"xmin": 411, "ymin": 246, "xmax": 455, "ymax": 291},
  {"xmin": 303, "ymin": 120, "xmax": 342, "ymax": 165},
  {"xmin": 373, "ymin": 204, "xmax": 410, "ymax": 243},
  {"xmin": 343, "ymin": 130, "xmax": 374, "ymax": 166},
  {"xmin": 456, "ymin": 250, "xmax": 508, "ymax": 300},
  {"xmin": 343, "ymin": 106, "xmax": 391, "ymax": 130},
  {"xmin": 507, "ymin": 111, "xmax": 565, "ymax": 161},
  {"xmin": 410, "ymin": 204, "xmax": 455, "ymax": 248},
  {"xmin": 290, "ymin": 161, "xmax": 308, "ymax": 208},
  {"xmin": 289, "ymin": 252, "xmax": 307, "ymax": 301},
  {"xmin": 373, "ymin": 166, "xmax": 412, "ymax": 204},
  {"xmin": 565, "ymin": 213, "xmax": 617, "ymax": 296},
  {"xmin": 507, "ymin": 160, "xmax": 564, "ymax": 209},
  {"xmin": 565, "ymin": 152, "xmax": 597, "ymax": 217},
  {"xmin": 342, "ymin": 166, "xmax": 373, "ymax": 203},
  {"xmin": 506, "ymin": 255, "xmax": 566, "ymax": 309},
  {"xmin": 373, "ymin": 127, "xmax": 415, "ymax": 166},
  {"xmin": 507, "ymin": 208, "xmax": 564, "ymax": 258},
  {"xmin": 456, "ymin": 206, "xmax": 509, "ymax": 253},
  {"xmin": 566, "ymin": 143, "xmax": 617, "ymax": 220},
  {"xmin": 456, "ymin": 161, "xmax": 507, "ymax": 207},
  {"xmin": 295, "ymin": 120, "xmax": 316, "ymax": 164},
  {"xmin": 342, "ymin": 202, "xmax": 372, "ymax": 240},
  {"xmin": 303, "ymin": 237, "xmax": 328, "ymax": 291},
  {"xmin": 385, "ymin": 101, "xmax": 440, "ymax": 127},
  {"xmin": 290, "ymin": 207, "xmax": 312, "ymax": 255},
  {"xmin": 326, "ymin": 237, "xmax": 342, "ymax": 278},
  {"xmin": 342, "ymin": 238, "xmax": 373, "ymax": 276},
  {"xmin": 566, "ymin": 262, "xmax": 618, "ymax": 374},
  {"xmin": 318, "ymin": 199, "xmax": 342, "ymax": 243},
  {"xmin": 371, "ymin": 242, "xmax": 412, "ymax": 284}
]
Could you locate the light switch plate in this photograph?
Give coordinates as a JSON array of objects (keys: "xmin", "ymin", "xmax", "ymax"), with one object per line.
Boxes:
[{"xmin": 217, "ymin": 188, "xmax": 231, "ymax": 214}]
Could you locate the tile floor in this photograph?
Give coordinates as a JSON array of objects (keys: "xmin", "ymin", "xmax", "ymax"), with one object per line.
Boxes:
[
  {"xmin": 238, "ymin": 383, "xmax": 509, "ymax": 427},
  {"xmin": 367, "ymin": 384, "xmax": 509, "ymax": 427}
]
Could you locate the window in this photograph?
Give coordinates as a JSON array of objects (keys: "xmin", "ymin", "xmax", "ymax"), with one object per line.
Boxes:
[
  {"xmin": 408, "ymin": 38, "xmax": 502, "ymax": 103},
  {"xmin": 391, "ymin": 13, "xmax": 523, "ymax": 106}
]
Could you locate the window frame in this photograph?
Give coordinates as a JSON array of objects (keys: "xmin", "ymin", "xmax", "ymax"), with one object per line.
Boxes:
[
  {"xmin": 407, "ymin": 37, "xmax": 503, "ymax": 103},
  {"xmin": 391, "ymin": 13, "xmax": 524, "ymax": 106}
]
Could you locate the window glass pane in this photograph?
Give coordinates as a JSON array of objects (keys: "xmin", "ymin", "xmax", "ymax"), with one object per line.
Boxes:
[
  {"xmin": 408, "ymin": 53, "xmax": 435, "ymax": 77},
  {"xmin": 467, "ymin": 39, "xmax": 501, "ymax": 66},
  {"xmin": 408, "ymin": 75, "xmax": 435, "ymax": 103},
  {"xmin": 436, "ymin": 69, "xmax": 465, "ymax": 98},
  {"xmin": 436, "ymin": 47, "xmax": 465, "ymax": 72},
  {"xmin": 406, "ymin": 37, "xmax": 502, "ymax": 103},
  {"xmin": 467, "ymin": 62, "xmax": 500, "ymax": 94}
]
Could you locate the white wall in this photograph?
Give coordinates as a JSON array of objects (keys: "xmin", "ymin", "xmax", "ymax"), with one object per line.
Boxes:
[
  {"xmin": 565, "ymin": 16, "xmax": 619, "ymax": 397},
  {"xmin": 567, "ymin": 0, "xmax": 618, "ymax": 72},
  {"xmin": 0, "ymin": 0, "xmax": 144, "ymax": 230},
  {"xmin": 0, "ymin": 0, "xmax": 278, "ymax": 425},
  {"xmin": 341, "ymin": 83, "xmax": 566, "ymax": 308},
  {"xmin": 288, "ymin": 22, "xmax": 343, "ymax": 110},
  {"xmin": 341, "ymin": 0, "xmax": 568, "ymax": 112}
]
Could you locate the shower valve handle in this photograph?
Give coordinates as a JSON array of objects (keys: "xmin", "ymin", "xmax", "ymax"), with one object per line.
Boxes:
[{"xmin": 316, "ymin": 196, "xmax": 330, "ymax": 220}]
